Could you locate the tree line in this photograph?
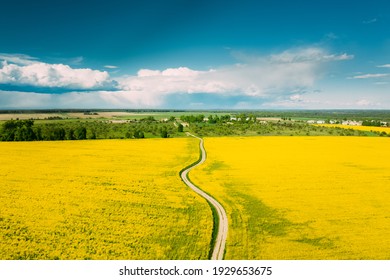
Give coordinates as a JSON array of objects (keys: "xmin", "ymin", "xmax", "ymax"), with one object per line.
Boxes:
[
  {"xmin": 2, "ymin": 115, "xmax": 388, "ymax": 142},
  {"xmin": 0, "ymin": 120, "xmax": 88, "ymax": 141},
  {"xmin": 362, "ymin": 120, "xmax": 388, "ymax": 127},
  {"xmin": 0, "ymin": 119, "xmax": 181, "ymax": 141}
]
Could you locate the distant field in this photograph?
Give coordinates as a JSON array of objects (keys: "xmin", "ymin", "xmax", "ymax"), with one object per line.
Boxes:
[
  {"xmin": 0, "ymin": 113, "xmax": 66, "ymax": 121},
  {"xmin": 0, "ymin": 138, "xmax": 212, "ymax": 260},
  {"xmin": 0, "ymin": 111, "xmax": 231, "ymax": 121},
  {"xmin": 0, "ymin": 112, "xmax": 161, "ymax": 121},
  {"xmin": 315, "ymin": 124, "xmax": 390, "ymax": 134},
  {"xmin": 190, "ymin": 136, "xmax": 390, "ymax": 259}
]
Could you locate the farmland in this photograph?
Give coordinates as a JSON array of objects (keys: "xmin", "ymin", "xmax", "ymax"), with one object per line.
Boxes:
[
  {"xmin": 3, "ymin": 110, "xmax": 390, "ymax": 143},
  {"xmin": 0, "ymin": 138, "xmax": 212, "ymax": 260},
  {"xmin": 190, "ymin": 136, "xmax": 390, "ymax": 259},
  {"xmin": 1, "ymin": 110, "xmax": 390, "ymax": 260},
  {"xmin": 315, "ymin": 124, "xmax": 390, "ymax": 134}
]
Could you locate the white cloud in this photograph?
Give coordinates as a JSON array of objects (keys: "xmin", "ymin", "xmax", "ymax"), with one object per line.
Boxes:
[
  {"xmin": 104, "ymin": 65, "xmax": 118, "ymax": 69},
  {"xmin": 270, "ymin": 48, "xmax": 353, "ymax": 63},
  {"xmin": 0, "ymin": 53, "xmax": 38, "ymax": 65},
  {"xmin": 260, "ymin": 90, "xmax": 388, "ymax": 110},
  {"xmin": 363, "ymin": 18, "xmax": 378, "ymax": 24},
  {"xmin": 324, "ymin": 33, "xmax": 338, "ymax": 40},
  {"xmin": 69, "ymin": 56, "xmax": 84, "ymax": 65},
  {"xmin": 0, "ymin": 60, "xmax": 115, "ymax": 90},
  {"xmin": 137, "ymin": 69, "xmax": 161, "ymax": 77},
  {"xmin": 323, "ymin": 53, "xmax": 354, "ymax": 61},
  {"xmin": 377, "ymin": 64, "xmax": 390, "ymax": 68},
  {"xmin": 117, "ymin": 47, "xmax": 345, "ymax": 99},
  {"xmin": 289, "ymin": 94, "xmax": 304, "ymax": 101},
  {"xmin": 98, "ymin": 90, "xmax": 163, "ymax": 107},
  {"xmin": 350, "ymin": 73, "xmax": 389, "ymax": 79},
  {"xmin": 162, "ymin": 67, "xmax": 201, "ymax": 77},
  {"xmin": 119, "ymin": 67, "xmax": 229, "ymax": 95},
  {"xmin": 101, "ymin": 47, "xmax": 354, "ymax": 107},
  {"xmin": 136, "ymin": 67, "xmax": 201, "ymax": 77},
  {"xmin": 356, "ymin": 99, "xmax": 374, "ymax": 106},
  {"xmin": 0, "ymin": 47, "xmax": 359, "ymax": 109}
]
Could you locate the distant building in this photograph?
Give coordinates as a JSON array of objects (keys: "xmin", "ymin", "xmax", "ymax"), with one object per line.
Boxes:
[
  {"xmin": 307, "ymin": 120, "xmax": 326, "ymax": 124},
  {"xmin": 342, "ymin": 120, "xmax": 362, "ymax": 126},
  {"xmin": 110, "ymin": 120, "xmax": 128, "ymax": 124}
]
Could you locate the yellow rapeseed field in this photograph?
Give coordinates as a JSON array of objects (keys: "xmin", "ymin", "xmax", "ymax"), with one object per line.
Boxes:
[
  {"xmin": 0, "ymin": 138, "xmax": 212, "ymax": 260},
  {"xmin": 315, "ymin": 124, "xmax": 390, "ymax": 134},
  {"xmin": 190, "ymin": 136, "xmax": 390, "ymax": 259}
]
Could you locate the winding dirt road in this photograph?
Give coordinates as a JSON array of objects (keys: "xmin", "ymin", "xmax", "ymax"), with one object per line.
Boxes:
[{"xmin": 181, "ymin": 133, "xmax": 228, "ymax": 260}]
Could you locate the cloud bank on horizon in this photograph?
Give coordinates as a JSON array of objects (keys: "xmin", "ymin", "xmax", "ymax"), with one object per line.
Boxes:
[{"xmin": 0, "ymin": 48, "xmax": 367, "ymax": 109}]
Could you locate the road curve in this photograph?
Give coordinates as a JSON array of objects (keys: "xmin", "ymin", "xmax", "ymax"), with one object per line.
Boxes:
[{"xmin": 181, "ymin": 133, "xmax": 228, "ymax": 260}]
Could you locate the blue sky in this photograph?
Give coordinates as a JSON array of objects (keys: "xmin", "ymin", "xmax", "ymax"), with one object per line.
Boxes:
[{"xmin": 0, "ymin": 0, "xmax": 389, "ymax": 109}]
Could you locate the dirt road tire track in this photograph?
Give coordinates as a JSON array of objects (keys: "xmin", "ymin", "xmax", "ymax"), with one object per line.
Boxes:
[{"xmin": 180, "ymin": 133, "xmax": 228, "ymax": 260}]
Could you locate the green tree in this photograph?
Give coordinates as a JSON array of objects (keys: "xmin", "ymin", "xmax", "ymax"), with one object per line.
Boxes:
[
  {"xmin": 133, "ymin": 130, "xmax": 144, "ymax": 139},
  {"xmin": 177, "ymin": 123, "xmax": 184, "ymax": 132},
  {"xmin": 1, "ymin": 120, "xmax": 36, "ymax": 141},
  {"xmin": 67, "ymin": 128, "xmax": 75, "ymax": 140},
  {"xmin": 53, "ymin": 127, "xmax": 66, "ymax": 140},
  {"xmin": 90, "ymin": 130, "xmax": 97, "ymax": 139},
  {"xmin": 75, "ymin": 126, "xmax": 87, "ymax": 140},
  {"xmin": 160, "ymin": 127, "xmax": 169, "ymax": 138},
  {"xmin": 14, "ymin": 126, "xmax": 28, "ymax": 141},
  {"xmin": 34, "ymin": 126, "xmax": 42, "ymax": 140}
]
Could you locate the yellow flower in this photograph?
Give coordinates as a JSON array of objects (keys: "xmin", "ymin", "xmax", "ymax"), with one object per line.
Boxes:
[
  {"xmin": 0, "ymin": 139, "xmax": 212, "ymax": 260},
  {"xmin": 191, "ymin": 136, "xmax": 390, "ymax": 259}
]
